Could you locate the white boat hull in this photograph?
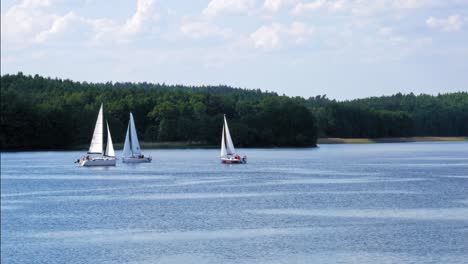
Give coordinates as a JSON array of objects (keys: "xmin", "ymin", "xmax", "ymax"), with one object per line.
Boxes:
[
  {"xmin": 221, "ymin": 156, "xmax": 247, "ymax": 164},
  {"xmin": 122, "ymin": 156, "xmax": 152, "ymax": 163},
  {"xmin": 79, "ymin": 157, "xmax": 116, "ymax": 167}
]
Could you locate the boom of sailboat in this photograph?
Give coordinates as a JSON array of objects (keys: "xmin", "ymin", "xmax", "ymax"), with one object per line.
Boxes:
[{"xmin": 77, "ymin": 104, "xmax": 247, "ymax": 166}]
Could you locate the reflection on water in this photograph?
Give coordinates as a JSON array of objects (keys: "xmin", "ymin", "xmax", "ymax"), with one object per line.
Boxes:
[
  {"xmin": 27, "ymin": 227, "xmax": 319, "ymax": 243},
  {"xmin": 1, "ymin": 142, "xmax": 468, "ymax": 264},
  {"xmin": 248, "ymin": 208, "xmax": 468, "ymax": 221}
]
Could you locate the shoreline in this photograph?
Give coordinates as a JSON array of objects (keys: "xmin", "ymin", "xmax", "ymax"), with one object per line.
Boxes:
[
  {"xmin": 317, "ymin": 137, "xmax": 468, "ymax": 144},
  {"xmin": 1, "ymin": 137, "xmax": 467, "ymax": 152}
]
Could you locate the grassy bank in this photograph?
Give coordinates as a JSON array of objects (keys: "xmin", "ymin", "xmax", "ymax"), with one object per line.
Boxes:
[{"xmin": 318, "ymin": 137, "xmax": 468, "ymax": 144}]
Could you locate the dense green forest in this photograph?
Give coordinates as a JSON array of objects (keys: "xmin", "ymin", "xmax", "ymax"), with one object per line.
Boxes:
[
  {"xmin": 0, "ymin": 73, "xmax": 317, "ymax": 150},
  {"xmin": 307, "ymin": 92, "xmax": 468, "ymax": 138},
  {"xmin": 1, "ymin": 73, "xmax": 467, "ymax": 150}
]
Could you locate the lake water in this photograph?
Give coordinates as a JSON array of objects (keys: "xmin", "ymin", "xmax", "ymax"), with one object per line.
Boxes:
[{"xmin": 1, "ymin": 142, "xmax": 468, "ymax": 264}]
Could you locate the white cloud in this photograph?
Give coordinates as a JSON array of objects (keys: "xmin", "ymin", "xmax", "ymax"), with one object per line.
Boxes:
[
  {"xmin": 391, "ymin": 0, "xmax": 436, "ymax": 9},
  {"xmin": 203, "ymin": 0, "xmax": 256, "ymax": 16},
  {"xmin": 329, "ymin": 0, "xmax": 348, "ymax": 11},
  {"xmin": 250, "ymin": 21, "xmax": 314, "ymax": 50},
  {"xmin": 180, "ymin": 21, "xmax": 232, "ymax": 39},
  {"xmin": 122, "ymin": 0, "xmax": 159, "ymax": 35},
  {"xmin": 291, "ymin": 0, "xmax": 326, "ymax": 15},
  {"xmin": 34, "ymin": 12, "xmax": 83, "ymax": 43},
  {"xmin": 290, "ymin": 0, "xmax": 463, "ymax": 16},
  {"xmin": 90, "ymin": 0, "xmax": 159, "ymax": 43},
  {"xmin": 1, "ymin": 0, "xmax": 56, "ymax": 39},
  {"xmin": 251, "ymin": 23, "xmax": 282, "ymax": 49},
  {"xmin": 3, "ymin": 0, "xmax": 160, "ymax": 45},
  {"xmin": 88, "ymin": 18, "xmax": 120, "ymax": 43},
  {"xmin": 426, "ymin": 14, "xmax": 464, "ymax": 32},
  {"xmin": 20, "ymin": 0, "xmax": 54, "ymax": 8},
  {"xmin": 263, "ymin": 0, "xmax": 283, "ymax": 12},
  {"xmin": 263, "ymin": 0, "xmax": 298, "ymax": 12}
]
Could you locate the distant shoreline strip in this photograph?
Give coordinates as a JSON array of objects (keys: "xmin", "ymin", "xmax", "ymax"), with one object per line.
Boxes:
[
  {"xmin": 317, "ymin": 137, "xmax": 468, "ymax": 144},
  {"xmin": 1, "ymin": 137, "xmax": 467, "ymax": 152}
]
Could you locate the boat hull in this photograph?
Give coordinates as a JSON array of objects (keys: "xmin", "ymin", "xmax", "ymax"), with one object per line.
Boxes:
[
  {"xmin": 221, "ymin": 157, "xmax": 247, "ymax": 164},
  {"xmin": 122, "ymin": 157, "xmax": 152, "ymax": 163},
  {"xmin": 79, "ymin": 158, "xmax": 116, "ymax": 167}
]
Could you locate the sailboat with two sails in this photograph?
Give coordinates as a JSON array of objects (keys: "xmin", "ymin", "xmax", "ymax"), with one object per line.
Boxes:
[
  {"xmin": 122, "ymin": 113, "xmax": 152, "ymax": 163},
  {"xmin": 77, "ymin": 104, "xmax": 116, "ymax": 166},
  {"xmin": 220, "ymin": 115, "xmax": 247, "ymax": 164}
]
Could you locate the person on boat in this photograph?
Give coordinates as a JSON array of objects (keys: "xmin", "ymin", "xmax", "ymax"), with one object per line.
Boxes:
[{"xmin": 235, "ymin": 155, "xmax": 241, "ymax": 160}]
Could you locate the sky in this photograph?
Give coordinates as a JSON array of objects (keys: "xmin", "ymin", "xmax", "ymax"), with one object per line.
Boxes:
[{"xmin": 1, "ymin": 0, "xmax": 468, "ymax": 100}]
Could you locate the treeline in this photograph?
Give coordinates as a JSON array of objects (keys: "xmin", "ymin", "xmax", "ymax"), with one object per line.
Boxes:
[
  {"xmin": 1, "ymin": 73, "xmax": 467, "ymax": 150},
  {"xmin": 0, "ymin": 73, "xmax": 317, "ymax": 150},
  {"xmin": 307, "ymin": 92, "xmax": 468, "ymax": 138}
]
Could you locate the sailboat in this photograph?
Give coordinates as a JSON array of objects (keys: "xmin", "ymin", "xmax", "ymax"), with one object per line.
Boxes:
[
  {"xmin": 77, "ymin": 104, "xmax": 116, "ymax": 166},
  {"xmin": 122, "ymin": 112, "xmax": 152, "ymax": 163},
  {"xmin": 220, "ymin": 115, "xmax": 247, "ymax": 164}
]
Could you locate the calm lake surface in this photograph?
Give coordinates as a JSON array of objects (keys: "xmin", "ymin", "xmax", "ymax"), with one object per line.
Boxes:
[{"xmin": 1, "ymin": 142, "xmax": 468, "ymax": 264}]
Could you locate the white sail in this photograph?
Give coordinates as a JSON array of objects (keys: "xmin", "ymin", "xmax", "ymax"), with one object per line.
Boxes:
[
  {"xmin": 223, "ymin": 115, "xmax": 236, "ymax": 155},
  {"xmin": 122, "ymin": 124, "xmax": 132, "ymax": 157},
  {"xmin": 105, "ymin": 122, "xmax": 115, "ymax": 157},
  {"xmin": 129, "ymin": 113, "xmax": 141, "ymax": 155},
  {"xmin": 220, "ymin": 126, "xmax": 227, "ymax": 157},
  {"xmin": 88, "ymin": 104, "xmax": 104, "ymax": 154}
]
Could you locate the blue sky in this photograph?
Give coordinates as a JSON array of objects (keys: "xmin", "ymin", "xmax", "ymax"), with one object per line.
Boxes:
[{"xmin": 1, "ymin": 0, "xmax": 467, "ymax": 99}]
